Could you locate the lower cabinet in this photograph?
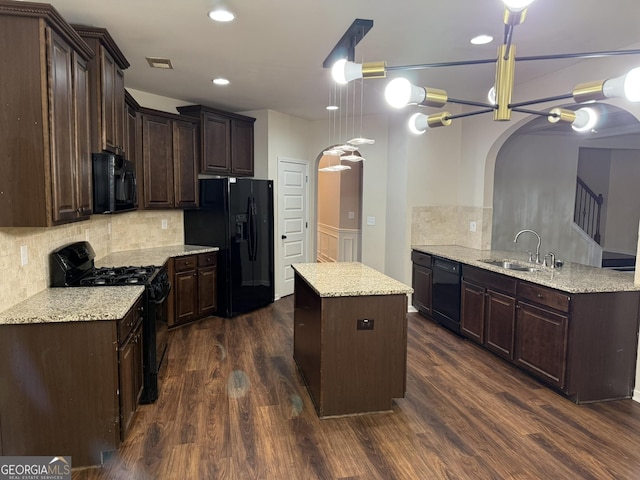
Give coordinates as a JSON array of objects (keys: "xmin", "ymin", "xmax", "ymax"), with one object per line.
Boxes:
[
  {"xmin": 514, "ymin": 300, "xmax": 568, "ymax": 389},
  {"xmin": 411, "ymin": 250, "xmax": 432, "ymax": 316},
  {"xmin": 168, "ymin": 252, "xmax": 218, "ymax": 327},
  {"xmin": 0, "ymin": 294, "xmax": 145, "ymax": 467},
  {"xmin": 461, "ymin": 266, "xmax": 516, "ymax": 361},
  {"xmin": 118, "ymin": 298, "xmax": 144, "ymax": 440}
]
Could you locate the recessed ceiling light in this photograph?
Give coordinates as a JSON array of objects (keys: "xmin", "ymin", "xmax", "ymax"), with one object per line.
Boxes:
[
  {"xmin": 208, "ymin": 8, "xmax": 235, "ymax": 22},
  {"xmin": 146, "ymin": 57, "xmax": 173, "ymax": 69},
  {"xmin": 326, "ymin": 105, "xmax": 338, "ymax": 111},
  {"xmin": 470, "ymin": 34, "xmax": 493, "ymax": 45},
  {"xmin": 213, "ymin": 77, "xmax": 230, "ymax": 86}
]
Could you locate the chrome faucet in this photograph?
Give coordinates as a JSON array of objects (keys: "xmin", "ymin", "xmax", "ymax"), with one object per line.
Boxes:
[{"xmin": 514, "ymin": 229, "xmax": 542, "ymax": 264}]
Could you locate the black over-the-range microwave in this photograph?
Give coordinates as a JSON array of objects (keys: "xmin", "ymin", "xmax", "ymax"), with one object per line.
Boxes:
[{"xmin": 92, "ymin": 152, "xmax": 137, "ymax": 214}]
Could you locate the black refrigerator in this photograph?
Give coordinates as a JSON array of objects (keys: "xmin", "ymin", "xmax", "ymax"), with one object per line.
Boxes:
[{"xmin": 184, "ymin": 178, "xmax": 274, "ymax": 317}]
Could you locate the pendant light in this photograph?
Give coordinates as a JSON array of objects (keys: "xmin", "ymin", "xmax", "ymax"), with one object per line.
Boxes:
[{"xmin": 320, "ymin": 85, "xmax": 351, "ymax": 172}]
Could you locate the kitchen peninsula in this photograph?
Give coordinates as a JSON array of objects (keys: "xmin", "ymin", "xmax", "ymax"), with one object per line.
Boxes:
[
  {"xmin": 292, "ymin": 262, "xmax": 412, "ymax": 417},
  {"xmin": 412, "ymin": 245, "xmax": 640, "ymax": 403}
]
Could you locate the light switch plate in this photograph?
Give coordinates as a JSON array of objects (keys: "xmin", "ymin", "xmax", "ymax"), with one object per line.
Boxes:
[
  {"xmin": 470, "ymin": 221, "xmax": 477, "ymax": 232},
  {"xmin": 367, "ymin": 216, "xmax": 375, "ymax": 226},
  {"xmin": 20, "ymin": 245, "xmax": 28, "ymax": 266},
  {"xmin": 161, "ymin": 219, "xmax": 168, "ymax": 230}
]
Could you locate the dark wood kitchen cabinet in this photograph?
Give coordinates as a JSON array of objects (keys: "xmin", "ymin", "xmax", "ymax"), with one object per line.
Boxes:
[
  {"xmin": 118, "ymin": 297, "xmax": 144, "ymax": 440},
  {"xmin": 514, "ymin": 282, "xmax": 570, "ymax": 390},
  {"xmin": 411, "ymin": 250, "xmax": 432, "ymax": 317},
  {"xmin": 177, "ymin": 104, "xmax": 256, "ymax": 176},
  {"xmin": 168, "ymin": 252, "xmax": 218, "ymax": 327},
  {"xmin": 0, "ymin": 294, "xmax": 145, "ymax": 467},
  {"xmin": 125, "ymin": 91, "xmax": 141, "ymax": 207},
  {"xmin": 0, "ymin": 3, "xmax": 94, "ymax": 226},
  {"xmin": 140, "ymin": 108, "xmax": 198, "ymax": 209},
  {"xmin": 73, "ymin": 26, "xmax": 130, "ymax": 156},
  {"xmin": 461, "ymin": 265, "xmax": 516, "ymax": 361}
]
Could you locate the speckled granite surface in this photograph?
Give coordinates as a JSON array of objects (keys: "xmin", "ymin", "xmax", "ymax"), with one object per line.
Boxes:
[
  {"xmin": 0, "ymin": 245, "xmax": 219, "ymax": 326},
  {"xmin": 0, "ymin": 286, "xmax": 144, "ymax": 325},
  {"xmin": 96, "ymin": 244, "xmax": 219, "ymax": 268},
  {"xmin": 412, "ymin": 245, "xmax": 640, "ymax": 294},
  {"xmin": 293, "ymin": 262, "xmax": 413, "ymax": 297}
]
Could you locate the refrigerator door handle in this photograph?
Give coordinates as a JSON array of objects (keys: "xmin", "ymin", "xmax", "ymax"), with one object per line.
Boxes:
[{"xmin": 250, "ymin": 196, "xmax": 258, "ymax": 261}]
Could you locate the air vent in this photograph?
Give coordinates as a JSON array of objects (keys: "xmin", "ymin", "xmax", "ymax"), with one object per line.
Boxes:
[{"xmin": 146, "ymin": 57, "xmax": 173, "ymax": 69}]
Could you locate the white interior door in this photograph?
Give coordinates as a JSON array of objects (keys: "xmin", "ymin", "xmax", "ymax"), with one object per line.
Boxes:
[{"xmin": 278, "ymin": 158, "xmax": 308, "ymax": 297}]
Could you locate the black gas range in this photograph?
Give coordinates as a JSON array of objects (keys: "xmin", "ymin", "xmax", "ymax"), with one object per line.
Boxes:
[{"xmin": 50, "ymin": 241, "xmax": 170, "ymax": 404}]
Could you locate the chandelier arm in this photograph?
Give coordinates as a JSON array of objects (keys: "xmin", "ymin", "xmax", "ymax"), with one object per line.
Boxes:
[
  {"xmin": 448, "ymin": 97, "xmax": 496, "ymax": 109},
  {"xmin": 511, "ymin": 107, "xmax": 556, "ymax": 117},
  {"xmin": 386, "ymin": 58, "xmax": 497, "ymax": 72},
  {"xmin": 514, "ymin": 49, "xmax": 640, "ymax": 63},
  {"xmin": 509, "ymin": 93, "xmax": 574, "ymax": 108},
  {"xmin": 445, "ymin": 108, "xmax": 496, "ymax": 120}
]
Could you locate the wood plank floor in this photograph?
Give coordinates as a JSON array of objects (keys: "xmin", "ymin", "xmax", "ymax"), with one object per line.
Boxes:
[{"xmin": 73, "ymin": 295, "xmax": 640, "ymax": 479}]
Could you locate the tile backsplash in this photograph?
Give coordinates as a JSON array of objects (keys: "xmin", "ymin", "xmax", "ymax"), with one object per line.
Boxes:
[
  {"xmin": 0, "ymin": 210, "xmax": 183, "ymax": 312},
  {"xmin": 411, "ymin": 206, "xmax": 492, "ymax": 250}
]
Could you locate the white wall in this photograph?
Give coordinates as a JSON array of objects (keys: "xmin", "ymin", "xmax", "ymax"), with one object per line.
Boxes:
[{"xmin": 606, "ymin": 149, "xmax": 640, "ymax": 254}]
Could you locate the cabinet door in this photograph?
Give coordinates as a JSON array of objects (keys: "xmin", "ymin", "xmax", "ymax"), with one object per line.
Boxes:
[
  {"xmin": 485, "ymin": 289, "xmax": 516, "ymax": 360},
  {"xmin": 73, "ymin": 52, "xmax": 92, "ymax": 218},
  {"xmin": 125, "ymin": 105, "xmax": 140, "ymax": 207},
  {"xmin": 231, "ymin": 119, "xmax": 254, "ymax": 176},
  {"xmin": 460, "ymin": 280, "xmax": 485, "ymax": 344},
  {"xmin": 174, "ymin": 269, "xmax": 198, "ymax": 323},
  {"xmin": 412, "ymin": 264, "xmax": 432, "ymax": 316},
  {"xmin": 102, "ymin": 49, "xmax": 116, "ymax": 152},
  {"xmin": 48, "ymin": 30, "xmax": 78, "ymax": 224},
  {"xmin": 142, "ymin": 114, "xmax": 174, "ymax": 208},
  {"xmin": 198, "ymin": 265, "xmax": 218, "ymax": 315},
  {"xmin": 118, "ymin": 325, "xmax": 141, "ymax": 440},
  {"xmin": 515, "ymin": 301, "xmax": 569, "ymax": 389},
  {"xmin": 201, "ymin": 113, "xmax": 230, "ymax": 173},
  {"xmin": 173, "ymin": 120, "xmax": 198, "ymax": 208},
  {"xmin": 113, "ymin": 66, "xmax": 126, "ymax": 155}
]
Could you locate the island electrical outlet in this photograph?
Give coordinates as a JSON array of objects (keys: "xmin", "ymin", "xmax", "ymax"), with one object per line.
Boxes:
[{"xmin": 357, "ymin": 318, "xmax": 374, "ymax": 330}]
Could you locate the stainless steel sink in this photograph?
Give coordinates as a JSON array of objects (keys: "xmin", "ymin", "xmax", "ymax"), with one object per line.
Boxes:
[{"xmin": 480, "ymin": 259, "xmax": 539, "ymax": 272}]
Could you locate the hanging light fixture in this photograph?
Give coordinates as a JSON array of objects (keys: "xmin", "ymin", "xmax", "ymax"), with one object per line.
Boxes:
[
  {"xmin": 320, "ymin": 85, "xmax": 351, "ymax": 172},
  {"xmin": 324, "ymin": 1, "xmax": 640, "ymax": 135}
]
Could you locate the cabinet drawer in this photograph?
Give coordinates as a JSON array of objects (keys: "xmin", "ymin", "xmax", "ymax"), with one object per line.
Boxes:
[
  {"xmin": 174, "ymin": 255, "xmax": 197, "ymax": 272},
  {"xmin": 463, "ymin": 265, "xmax": 516, "ymax": 295},
  {"xmin": 119, "ymin": 297, "xmax": 143, "ymax": 342},
  {"xmin": 517, "ymin": 282, "xmax": 570, "ymax": 313},
  {"xmin": 411, "ymin": 250, "xmax": 432, "ymax": 268},
  {"xmin": 198, "ymin": 252, "xmax": 217, "ymax": 267}
]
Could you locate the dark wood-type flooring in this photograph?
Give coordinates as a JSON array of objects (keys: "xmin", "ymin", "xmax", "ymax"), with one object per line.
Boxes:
[{"xmin": 73, "ymin": 295, "xmax": 640, "ymax": 479}]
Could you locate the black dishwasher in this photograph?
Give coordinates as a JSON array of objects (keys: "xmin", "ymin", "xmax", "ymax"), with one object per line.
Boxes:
[{"xmin": 431, "ymin": 257, "xmax": 462, "ymax": 333}]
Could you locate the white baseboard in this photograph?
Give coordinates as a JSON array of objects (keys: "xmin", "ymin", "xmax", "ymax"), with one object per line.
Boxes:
[
  {"xmin": 633, "ymin": 389, "xmax": 640, "ymax": 403},
  {"xmin": 408, "ymin": 305, "xmax": 417, "ymax": 313}
]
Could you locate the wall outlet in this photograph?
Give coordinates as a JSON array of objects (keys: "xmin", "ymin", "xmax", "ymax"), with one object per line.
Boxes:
[
  {"xmin": 367, "ymin": 216, "xmax": 376, "ymax": 226},
  {"xmin": 161, "ymin": 219, "xmax": 168, "ymax": 230},
  {"xmin": 470, "ymin": 221, "xmax": 477, "ymax": 232},
  {"xmin": 357, "ymin": 318, "xmax": 374, "ymax": 330},
  {"xmin": 20, "ymin": 245, "xmax": 28, "ymax": 266},
  {"xmin": 85, "ymin": 229, "xmax": 90, "ymax": 241},
  {"xmin": 348, "ymin": 211, "xmax": 355, "ymax": 219},
  {"xmin": 107, "ymin": 222, "xmax": 112, "ymax": 235}
]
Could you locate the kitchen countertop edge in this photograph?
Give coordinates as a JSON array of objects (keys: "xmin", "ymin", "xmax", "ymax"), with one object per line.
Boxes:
[
  {"xmin": 0, "ymin": 244, "xmax": 220, "ymax": 326},
  {"xmin": 412, "ymin": 244, "xmax": 640, "ymax": 294}
]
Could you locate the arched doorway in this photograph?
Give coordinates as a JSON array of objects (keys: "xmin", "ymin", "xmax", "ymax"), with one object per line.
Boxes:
[{"xmin": 315, "ymin": 150, "xmax": 364, "ymax": 262}]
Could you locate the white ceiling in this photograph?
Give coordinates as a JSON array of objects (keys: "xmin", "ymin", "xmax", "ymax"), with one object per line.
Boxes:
[{"xmin": 36, "ymin": 0, "xmax": 640, "ymax": 120}]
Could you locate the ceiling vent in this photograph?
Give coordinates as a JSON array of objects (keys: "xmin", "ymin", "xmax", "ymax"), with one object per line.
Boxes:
[{"xmin": 146, "ymin": 57, "xmax": 173, "ymax": 69}]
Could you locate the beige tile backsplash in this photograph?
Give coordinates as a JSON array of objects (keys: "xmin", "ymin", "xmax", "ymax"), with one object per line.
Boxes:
[
  {"xmin": 411, "ymin": 206, "xmax": 492, "ymax": 250},
  {"xmin": 0, "ymin": 210, "xmax": 183, "ymax": 312}
]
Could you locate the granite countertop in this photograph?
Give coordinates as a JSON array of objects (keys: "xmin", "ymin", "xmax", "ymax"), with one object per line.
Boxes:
[
  {"xmin": 292, "ymin": 262, "xmax": 413, "ymax": 297},
  {"xmin": 412, "ymin": 245, "xmax": 640, "ymax": 294},
  {"xmin": 0, "ymin": 286, "xmax": 144, "ymax": 325},
  {"xmin": 0, "ymin": 245, "xmax": 220, "ymax": 326},
  {"xmin": 96, "ymin": 244, "xmax": 219, "ymax": 268}
]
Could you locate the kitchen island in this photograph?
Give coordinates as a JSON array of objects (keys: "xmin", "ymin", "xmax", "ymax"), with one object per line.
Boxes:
[{"xmin": 292, "ymin": 262, "xmax": 412, "ymax": 417}]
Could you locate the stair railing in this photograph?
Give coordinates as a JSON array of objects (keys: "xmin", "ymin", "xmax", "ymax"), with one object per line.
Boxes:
[{"xmin": 574, "ymin": 176, "xmax": 603, "ymax": 244}]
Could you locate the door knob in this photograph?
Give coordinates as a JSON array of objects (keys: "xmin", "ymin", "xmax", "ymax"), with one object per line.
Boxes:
[{"xmin": 281, "ymin": 235, "xmax": 287, "ymax": 239}]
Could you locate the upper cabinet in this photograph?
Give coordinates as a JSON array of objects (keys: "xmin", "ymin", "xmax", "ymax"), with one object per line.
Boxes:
[
  {"xmin": 140, "ymin": 108, "xmax": 198, "ymax": 209},
  {"xmin": 177, "ymin": 105, "xmax": 256, "ymax": 177},
  {"xmin": 73, "ymin": 26, "xmax": 130, "ymax": 156},
  {"xmin": 0, "ymin": 1, "xmax": 94, "ymax": 227}
]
